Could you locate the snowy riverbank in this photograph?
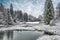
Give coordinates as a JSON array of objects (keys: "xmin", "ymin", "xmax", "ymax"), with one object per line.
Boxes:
[
  {"xmin": 37, "ymin": 35, "xmax": 60, "ymax": 40},
  {"xmin": 0, "ymin": 22, "xmax": 60, "ymax": 35}
]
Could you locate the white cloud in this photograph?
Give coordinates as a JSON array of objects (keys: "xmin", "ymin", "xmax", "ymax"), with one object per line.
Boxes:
[
  {"xmin": 11, "ymin": 0, "xmax": 44, "ymax": 18},
  {"xmin": 4, "ymin": 0, "xmax": 60, "ymax": 18}
]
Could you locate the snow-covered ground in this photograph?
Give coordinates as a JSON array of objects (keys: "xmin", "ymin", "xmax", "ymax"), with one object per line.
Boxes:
[
  {"xmin": 37, "ymin": 35, "xmax": 60, "ymax": 40},
  {"xmin": 0, "ymin": 22, "xmax": 60, "ymax": 35},
  {"xmin": 33, "ymin": 24, "xmax": 60, "ymax": 35},
  {"xmin": 0, "ymin": 22, "xmax": 60, "ymax": 40},
  {"xmin": 0, "ymin": 25, "xmax": 35, "ymax": 31}
]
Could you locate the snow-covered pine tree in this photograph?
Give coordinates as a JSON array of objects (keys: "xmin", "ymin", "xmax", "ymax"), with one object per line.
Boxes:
[
  {"xmin": 44, "ymin": 0, "xmax": 54, "ymax": 25},
  {"xmin": 56, "ymin": 2, "xmax": 60, "ymax": 19},
  {"xmin": 17, "ymin": 10, "xmax": 23, "ymax": 21},
  {"xmin": 24, "ymin": 13, "xmax": 28, "ymax": 22},
  {"xmin": 0, "ymin": 3, "xmax": 5, "ymax": 24},
  {"xmin": 10, "ymin": 3, "xmax": 13, "ymax": 18},
  {"xmin": 6, "ymin": 9, "xmax": 13, "ymax": 25}
]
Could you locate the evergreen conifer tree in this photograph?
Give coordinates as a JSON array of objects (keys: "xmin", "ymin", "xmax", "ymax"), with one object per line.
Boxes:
[
  {"xmin": 24, "ymin": 13, "xmax": 28, "ymax": 22},
  {"xmin": 44, "ymin": 0, "xmax": 54, "ymax": 25},
  {"xmin": 6, "ymin": 9, "xmax": 13, "ymax": 25}
]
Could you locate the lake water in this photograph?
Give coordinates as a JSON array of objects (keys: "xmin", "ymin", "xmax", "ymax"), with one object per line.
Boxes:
[
  {"xmin": 0, "ymin": 31, "xmax": 44, "ymax": 40},
  {"xmin": 13, "ymin": 31, "xmax": 44, "ymax": 40}
]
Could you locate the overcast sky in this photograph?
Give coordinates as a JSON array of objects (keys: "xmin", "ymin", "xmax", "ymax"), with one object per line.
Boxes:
[{"xmin": 1, "ymin": 0, "xmax": 60, "ymax": 17}]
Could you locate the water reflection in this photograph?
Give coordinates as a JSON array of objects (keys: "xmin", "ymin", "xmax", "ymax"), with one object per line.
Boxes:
[
  {"xmin": 0, "ymin": 32, "xmax": 4, "ymax": 40},
  {"xmin": 0, "ymin": 31, "xmax": 44, "ymax": 40}
]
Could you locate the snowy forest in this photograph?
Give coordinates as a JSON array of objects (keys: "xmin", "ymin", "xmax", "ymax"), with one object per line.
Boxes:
[
  {"xmin": 0, "ymin": 0, "xmax": 60, "ymax": 26},
  {"xmin": 0, "ymin": 0, "xmax": 60, "ymax": 40}
]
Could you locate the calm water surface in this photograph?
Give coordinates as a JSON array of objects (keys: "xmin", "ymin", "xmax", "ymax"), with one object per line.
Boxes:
[
  {"xmin": 13, "ymin": 31, "xmax": 44, "ymax": 40},
  {"xmin": 0, "ymin": 31, "xmax": 44, "ymax": 40}
]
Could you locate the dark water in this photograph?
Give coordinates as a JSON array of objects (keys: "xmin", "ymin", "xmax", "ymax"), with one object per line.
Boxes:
[
  {"xmin": 0, "ymin": 33, "xmax": 4, "ymax": 40},
  {"xmin": 13, "ymin": 31, "xmax": 44, "ymax": 40},
  {"xmin": 0, "ymin": 31, "xmax": 44, "ymax": 40}
]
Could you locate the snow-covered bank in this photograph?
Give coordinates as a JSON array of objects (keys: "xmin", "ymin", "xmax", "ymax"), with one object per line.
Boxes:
[
  {"xmin": 0, "ymin": 25, "xmax": 35, "ymax": 31},
  {"xmin": 0, "ymin": 22, "xmax": 60, "ymax": 35},
  {"xmin": 33, "ymin": 24, "xmax": 60, "ymax": 35},
  {"xmin": 37, "ymin": 35, "xmax": 60, "ymax": 40}
]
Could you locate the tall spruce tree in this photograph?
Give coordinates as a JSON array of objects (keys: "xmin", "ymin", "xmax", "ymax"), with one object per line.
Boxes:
[
  {"xmin": 10, "ymin": 3, "xmax": 13, "ymax": 18},
  {"xmin": 17, "ymin": 10, "xmax": 23, "ymax": 21},
  {"xmin": 44, "ymin": 0, "xmax": 54, "ymax": 25},
  {"xmin": 24, "ymin": 13, "xmax": 28, "ymax": 22},
  {"xmin": 6, "ymin": 9, "xmax": 13, "ymax": 25}
]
